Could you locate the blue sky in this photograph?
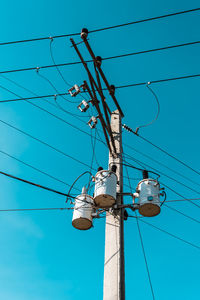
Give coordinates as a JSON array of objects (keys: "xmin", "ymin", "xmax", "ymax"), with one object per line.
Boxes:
[{"xmin": 0, "ymin": 0, "xmax": 199, "ymax": 299}]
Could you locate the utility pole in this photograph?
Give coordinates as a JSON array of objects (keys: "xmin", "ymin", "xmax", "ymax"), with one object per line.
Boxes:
[{"xmin": 103, "ymin": 110, "xmax": 125, "ymax": 300}]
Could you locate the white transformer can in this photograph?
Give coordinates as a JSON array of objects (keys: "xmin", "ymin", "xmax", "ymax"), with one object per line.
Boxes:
[
  {"xmin": 72, "ymin": 193, "xmax": 94, "ymax": 230},
  {"xmin": 137, "ymin": 178, "xmax": 160, "ymax": 217},
  {"xmin": 94, "ymin": 170, "xmax": 117, "ymax": 208}
]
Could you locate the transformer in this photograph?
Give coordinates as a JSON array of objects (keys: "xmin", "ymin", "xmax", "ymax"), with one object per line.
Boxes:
[
  {"xmin": 94, "ymin": 170, "xmax": 117, "ymax": 208},
  {"xmin": 72, "ymin": 189, "xmax": 94, "ymax": 230},
  {"xmin": 137, "ymin": 178, "xmax": 160, "ymax": 217}
]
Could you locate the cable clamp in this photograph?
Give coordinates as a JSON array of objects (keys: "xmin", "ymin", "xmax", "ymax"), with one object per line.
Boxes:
[{"xmin": 36, "ymin": 67, "xmax": 40, "ymax": 73}]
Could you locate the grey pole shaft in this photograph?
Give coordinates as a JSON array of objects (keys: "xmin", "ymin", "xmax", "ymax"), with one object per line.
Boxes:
[{"xmin": 103, "ymin": 110, "xmax": 125, "ymax": 300}]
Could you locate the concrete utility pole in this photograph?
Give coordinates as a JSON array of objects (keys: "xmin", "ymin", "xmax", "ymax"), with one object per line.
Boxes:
[{"xmin": 103, "ymin": 110, "xmax": 125, "ymax": 300}]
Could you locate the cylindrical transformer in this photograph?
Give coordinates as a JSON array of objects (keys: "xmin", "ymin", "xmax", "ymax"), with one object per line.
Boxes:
[
  {"xmin": 137, "ymin": 178, "xmax": 160, "ymax": 217},
  {"xmin": 72, "ymin": 193, "xmax": 94, "ymax": 230},
  {"xmin": 94, "ymin": 170, "xmax": 117, "ymax": 208}
]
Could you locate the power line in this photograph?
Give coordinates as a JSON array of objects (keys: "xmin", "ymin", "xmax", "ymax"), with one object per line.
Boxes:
[
  {"xmin": 0, "ymin": 117, "xmax": 95, "ymax": 171},
  {"xmin": 164, "ymin": 204, "xmax": 200, "ymax": 225},
  {"xmin": 165, "ymin": 198, "xmax": 200, "ymax": 203},
  {"xmin": 138, "ymin": 219, "xmax": 200, "ymax": 251},
  {"xmin": 0, "ymin": 78, "xmax": 104, "ymax": 174},
  {"xmin": 0, "ymin": 148, "xmax": 80, "ymax": 192},
  {"xmin": 0, "ymin": 73, "xmax": 200, "ymax": 104},
  {"xmin": 117, "ymin": 74, "xmax": 200, "ymax": 89},
  {"xmin": 123, "ymin": 124, "xmax": 200, "ymax": 177},
  {"xmin": 0, "ymin": 40, "xmax": 199, "ymax": 75},
  {"xmin": 0, "ymin": 207, "xmax": 72, "ymax": 212},
  {"xmin": 0, "ymin": 8, "xmax": 199, "ymax": 46},
  {"xmin": 123, "ymin": 153, "xmax": 200, "ymax": 209},
  {"xmin": 123, "ymin": 143, "xmax": 200, "ymax": 188},
  {"xmin": 135, "ymin": 83, "xmax": 160, "ymax": 132},
  {"xmin": 0, "ymin": 169, "xmax": 75, "ymax": 198},
  {"xmin": 124, "ymin": 152, "xmax": 200, "ymax": 196}
]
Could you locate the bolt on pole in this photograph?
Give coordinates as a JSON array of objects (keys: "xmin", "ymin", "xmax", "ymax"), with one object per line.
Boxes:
[{"xmin": 103, "ymin": 109, "xmax": 125, "ymax": 300}]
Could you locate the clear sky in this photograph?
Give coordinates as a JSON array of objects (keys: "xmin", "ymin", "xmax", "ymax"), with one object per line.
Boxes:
[{"xmin": 0, "ymin": 0, "xmax": 199, "ymax": 299}]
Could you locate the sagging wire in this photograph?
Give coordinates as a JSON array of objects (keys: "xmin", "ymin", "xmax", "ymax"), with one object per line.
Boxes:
[
  {"xmin": 50, "ymin": 38, "xmax": 91, "ymax": 103},
  {"xmin": 160, "ymin": 191, "xmax": 167, "ymax": 206},
  {"xmin": 49, "ymin": 38, "xmax": 72, "ymax": 88},
  {"xmin": 66, "ymin": 171, "xmax": 93, "ymax": 204},
  {"xmin": 36, "ymin": 68, "xmax": 91, "ymax": 118},
  {"xmin": 135, "ymin": 82, "xmax": 160, "ymax": 134},
  {"xmin": 36, "ymin": 67, "xmax": 79, "ymax": 104},
  {"xmin": 0, "ymin": 169, "xmax": 76, "ymax": 199}
]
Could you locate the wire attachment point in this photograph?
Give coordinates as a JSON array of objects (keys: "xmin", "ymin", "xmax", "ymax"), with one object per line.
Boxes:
[
  {"xmin": 77, "ymin": 100, "xmax": 90, "ymax": 112},
  {"xmin": 68, "ymin": 84, "xmax": 81, "ymax": 97},
  {"xmin": 88, "ymin": 116, "xmax": 98, "ymax": 129}
]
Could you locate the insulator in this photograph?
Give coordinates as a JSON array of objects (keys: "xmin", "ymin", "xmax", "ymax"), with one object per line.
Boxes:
[
  {"xmin": 68, "ymin": 84, "xmax": 80, "ymax": 97},
  {"xmin": 111, "ymin": 164, "xmax": 117, "ymax": 173},
  {"xmin": 81, "ymin": 28, "xmax": 88, "ymax": 39},
  {"xmin": 94, "ymin": 170, "xmax": 117, "ymax": 208},
  {"xmin": 77, "ymin": 100, "xmax": 90, "ymax": 112},
  {"xmin": 87, "ymin": 116, "xmax": 97, "ymax": 129},
  {"xmin": 97, "ymin": 166, "xmax": 103, "ymax": 172},
  {"xmin": 137, "ymin": 178, "xmax": 161, "ymax": 217},
  {"xmin": 72, "ymin": 187, "xmax": 94, "ymax": 230},
  {"xmin": 109, "ymin": 85, "xmax": 115, "ymax": 95},
  {"xmin": 95, "ymin": 56, "xmax": 102, "ymax": 67},
  {"xmin": 143, "ymin": 170, "xmax": 149, "ymax": 179}
]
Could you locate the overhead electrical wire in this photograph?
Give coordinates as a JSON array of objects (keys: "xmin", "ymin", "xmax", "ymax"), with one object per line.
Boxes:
[
  {"xmin": 123, "ymin": 143, "xmax": 200, "ymax": 188},
  {"xmin": 0, "ymin": 117, "xmax": 95, "ymax": 171},
  {"xmin": 164, "ymin": 204, "xmax": 200, "ymax": 225},
  {"xmin": 0, "ymin": 73, "xmax": 200, "ymax": 104},
  {"xmin": 135, "ymin": 83, "xmax": 160, "ymax": 133},
  {"xmin": 0, "ymin": 40, "xmax": 199, "ymax": 75},
  {"xmin": 49, "ymin": 39, "xmax": 72, "ymax": 87},
  {"xmin": 0, "ymin": 148, "xmax": 80, "ymax": 192},
  {"xmin": 124, "ymin": 153, "xmax": 200, "ymax": 197},
  {"xmin": 0, "ymin": 169, "xmax": 75, "ymax": 198},
  {"xmin": 165, "ymin": 197, "xmax": 200, "ymax": 203},
  {"xmin": 123, "ymin": 124, "xmax": 200, "ymax": 177},
  {"xmin": 0, "ymin": 207, "xmax": 73, "ymax": 212},
  {"xmin": 0, "ymin": 74, "xmax": 88, "ymax": 125},
  {"xmin": 36, "ymin": 70, "xmax": 91, "ymax": 119},
  {"xmin": 0, "ymin": 8, "xmax": 199, "ymax": 46},
  {"xmin": 36, "ymin": 69, "xmax": 80, "ymax": 104},
  {"xmin": 1, "ymin": 72, "xmax": 199, "ymax": 211},
  {"xmin": 138, "ymin": 219, "xmax": 200, "ymax": 251},
  {"xmin": 124, "ymin": 153, "xmax": 200, "ymax": 209},
  {"xmin": 66, "ymin": 171, "xmax": 93, "ymax": 203}
]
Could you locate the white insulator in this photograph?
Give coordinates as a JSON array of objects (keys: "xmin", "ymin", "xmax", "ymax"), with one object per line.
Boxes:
[
  {"xmin": 88, "ymin": 116, "xmax": 97, "ymax": 129},
  {"xmin": 77, "ymin": 100, "xmax": 89, "ymax": 112},
  {"xmin": 72, "ymin": 193, "xmax": 94, "ymax": 230},
  {"xmin": 137, "ymin": 178, "xmax": 160, "ymax": 217},
  {"xmin": 94, "ymin": 170, "xmax": 117, "ymax": 208},
  {"xmin": 68, "ymin": 84, "xmax": 80, "ymax": 97}
]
